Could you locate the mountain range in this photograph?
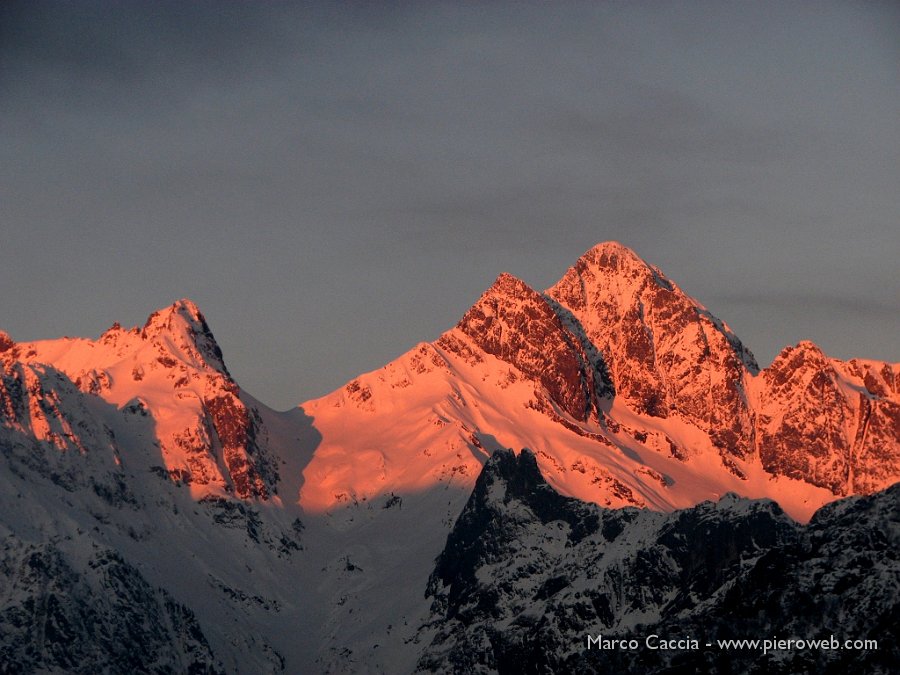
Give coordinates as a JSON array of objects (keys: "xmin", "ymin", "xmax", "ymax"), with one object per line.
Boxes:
[{"xmin": 1, "ymin": 242, "xmax": 897, "ymax": 673}]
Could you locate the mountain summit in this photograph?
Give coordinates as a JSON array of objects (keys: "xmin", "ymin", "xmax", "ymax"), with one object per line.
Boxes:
[
  {"xmin": 1, "ymin": 299, "xmax": 278, "ymax": 501},
  {"xmin": 139, "ymin": 298, "xmax": 232, "ymax": 376},
  {"xmin": 300, "ymin": 241, "xmax": 899, "ymax": 518},
  {"xmin": 548, "ymin": 242, "xmax": 758, "ymax": 450},
  {"xmin": 449, "ymin": 271, "xmax": 609, "ymax": 422},
  {"xmin": 2, "ymin": 246, "xmax": 897, "ymax": 519}
]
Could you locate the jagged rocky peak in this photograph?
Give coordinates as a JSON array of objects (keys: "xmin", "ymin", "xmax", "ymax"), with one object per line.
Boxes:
[
  {"xmin": 546, "ymin": 243, "xmax": 757, "ymax": 459},
  {"xmin": 98, "ymin": 320, "xmax": 140, "ymax": 344},
  {"xmin": 758, "ymin": 340, "xmax": 900, "ymax": 496},
  {"xmin": 464, "ymin": 447, "xmax": 562, "ymax": 506},
  {"xmin": 137, "ymin": 302, "xmax": 279, "ymax": 500},
  {"xmin": 762, "ymin": 340, "xmax": 841, "ymax": 402},
  {"xmin": 142, "ymin": 298, "xmax": 210, "ymax": 341},
  {"xmin": 772, "ymin": 339, "xmax": 827, "ymax": 363},
  {"xmin": 765, "ymin": 340, "xmax": 831, "ymax": 379},
  {"xmin": 452, "ymin": 273, "xmax": 608, "ymax": 422},
  {"xmin": 547, "ymin": 242, "xmax": 757, "ymax": 371},
  {"xmin": 465, "ymin": 449, "xmax": 603, "ymax": 535},
  {"xmin": 548, "ymin": 241, "xmax": 670, "ymax": 311},
  {"xmin": 427, "ymin": 449, "xmax": 603, "ymax": 622},
  {"xmin": 141, "ymin": 298, "xmax": 230, "ymax": 376}
]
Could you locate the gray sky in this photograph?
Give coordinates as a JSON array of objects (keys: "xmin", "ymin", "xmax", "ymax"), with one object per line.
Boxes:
[{"xmin": 2, "ymin": 1, "xmax": 898, "ymax": 410}]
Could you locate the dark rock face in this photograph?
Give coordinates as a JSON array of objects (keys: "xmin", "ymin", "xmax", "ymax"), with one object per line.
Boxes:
[
  {"xmin": 0, "ymin": 362, "xmax": 27, "ymax": 430},
  {"xmin": 427, "ymin": 449, "xmax": 601, "ymax": 624},
  {"xmin": 453, "ymin": 273, "xmax": 611, "ymax": 422},
  {"xmin": 204, "ymin": 392, "xmax": 279, "ymax": 500},
  {"xmin": 759, "ymin": 342, "xmax": 855, "ymax": 493},
  {"xmin": 0, "ymin": 537, "xmax": 222, "ymax": 674},
  {"xmin": 418, "ymin": 450, "xmax": 900, "ymax": 674},
  {"xmin": 0, "ymin": 332, "xmax": 14, "ymax": 354}
]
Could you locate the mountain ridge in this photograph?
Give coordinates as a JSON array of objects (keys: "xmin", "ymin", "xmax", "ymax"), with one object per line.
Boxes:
[
  {"xmin": 297, "ymin": 241, "xmax": 898, "ymax": 519},
  {"xmin": 1, "ymin": 241, "xmax": 899, "ymax": 673},
  {"xmin": 2, "ymin": 242, "xmax": 897, "ymax": 520}
]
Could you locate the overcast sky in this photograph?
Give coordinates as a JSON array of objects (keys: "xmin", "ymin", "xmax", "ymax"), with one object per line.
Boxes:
[{"xmin": 2, "ymin": 1, "xmax": 898, "ymax": 410}]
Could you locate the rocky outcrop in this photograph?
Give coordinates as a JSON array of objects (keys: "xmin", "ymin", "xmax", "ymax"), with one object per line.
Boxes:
[
  {"xmin": 0, "ymin": 537, "xmax": 222, "ymax": 674},
  {"xmin": 418, "ymin": 450, "xmax": 900, "ymax": 674},
  {"xmin": 758, "ymin": 342, "xmax": 900, "ymax": 495},
  {"xmin": 547, "ymin": 242, "xmax": 758, "ymax": 458},
  {"xmin": 141, "ymin": 299, "xmax": 231, "ymax": 376},
  {"xmin": 203, "ymin": 389, "xmax": 278, "ymax": 500},
  {"xmin": 0, "ymin": 332, "xmax": 14, "ymax": 355},
  {"xmin": 448, "ymin": 273, "xmax": 611, "ymax": 422}
]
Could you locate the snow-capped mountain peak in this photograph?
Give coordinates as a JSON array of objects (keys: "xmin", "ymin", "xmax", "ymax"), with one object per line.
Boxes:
[
  {"xmin": 297, "ymin": 242, "xmax": 898, "ymax": 522},
  {"xmin": 2, "ymin": 299, "xmax": 278, "ymax": 502},
  {"xmin": 140, "ymin": 298, "xmax": 231, "ymax": 376},
  {"xmin": 450, "ymin": 271, "xmax": 609, "ymax": 422},
  {"xmin": 547, "ymin": 242, "xmax": 759, "ymax": 467}
]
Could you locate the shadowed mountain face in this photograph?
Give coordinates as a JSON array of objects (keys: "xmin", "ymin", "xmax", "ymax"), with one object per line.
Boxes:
[
  {"xmin": 0, "ymin": 538, "xmax": 222, "ymax": 675},
  {"xmin": 418, "ymin": 450, "xmax": 900, "ymax": 675},
  {"xmin": 0, "ymin": 242, "xmax": 898, "ymax": 672}
]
